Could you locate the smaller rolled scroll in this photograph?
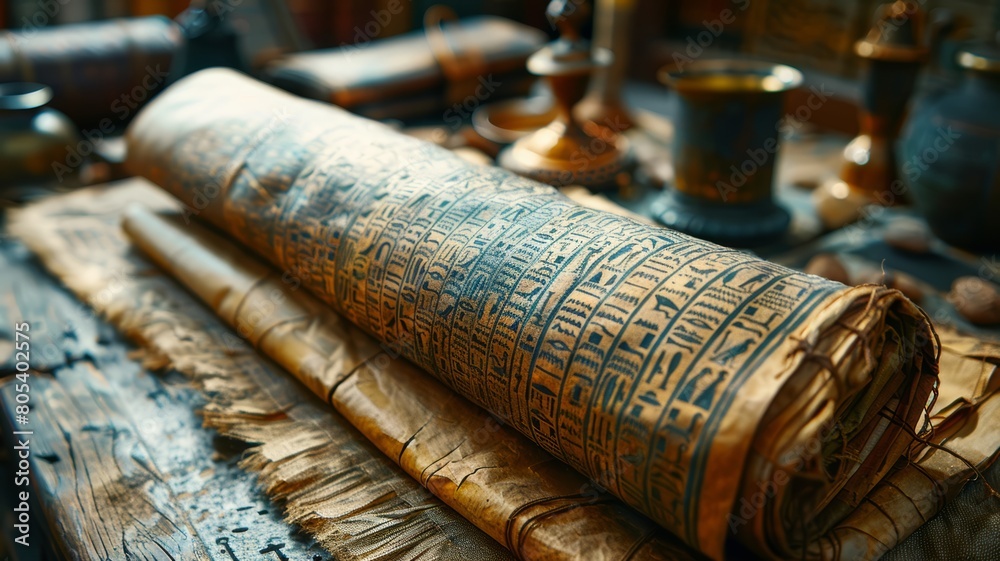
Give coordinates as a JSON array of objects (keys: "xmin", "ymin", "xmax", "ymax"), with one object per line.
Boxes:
[{"xmin": 122, "ymin": 205, "xmax": 701, "ymax": 560}]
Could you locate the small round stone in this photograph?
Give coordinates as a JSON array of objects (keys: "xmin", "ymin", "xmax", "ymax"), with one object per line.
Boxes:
[
  {"xmin": 891, "ymin": 272, "xmax": 924, "ymax": 302},
  {"xmin": 849, "ymin": 269, "xmax": 922, "ymax": 301},
  {"xmin": 813, "ymin": 179, "xmax": 869, "ymax": 230},
  {"xmin": 804, "ymin": 254, "xmax": 850, "ymax": 284},
  {"xmin": 948, "ymin": 276, "xmax": 1000, "ymax": 325},
  {"xmin": 884, "ymin": 219, "xmax": 932, "ymax": 254}
]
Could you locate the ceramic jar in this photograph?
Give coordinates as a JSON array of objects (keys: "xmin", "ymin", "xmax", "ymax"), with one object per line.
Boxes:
[{"xmin": 901, "ymin": 43, "xmax": 1000, "ymax": 251}]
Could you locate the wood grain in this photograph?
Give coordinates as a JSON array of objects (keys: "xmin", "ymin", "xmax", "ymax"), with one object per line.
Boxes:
[
  {"xmin": 2, "ymin": 183, "xmax": 514, "ymax": 561},
  {"xmin": 0, "ymin": 238, "xmax": 340, "ymax": 560},
  {"xmin": 1, "ymin": 364, "xmax": 209, "ymax": 561}
]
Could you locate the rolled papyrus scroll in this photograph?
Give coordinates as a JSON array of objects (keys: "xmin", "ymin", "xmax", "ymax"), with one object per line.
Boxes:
[
  {"xmin": 125, "ymin": 69, "xmax": 940, "ymax": 560},
  {"xmin": 121, "ymin": 204, "xmax": 699, "ymax": 560}
]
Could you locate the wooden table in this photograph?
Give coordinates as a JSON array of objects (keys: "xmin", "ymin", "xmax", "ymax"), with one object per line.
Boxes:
[
  {"xmin": 0, "ymin": 85, "xmax": 997, "ymax": 559},
  {"xmin": 0, "ymin": 240, "xmax": 331, "ymax": 560}
]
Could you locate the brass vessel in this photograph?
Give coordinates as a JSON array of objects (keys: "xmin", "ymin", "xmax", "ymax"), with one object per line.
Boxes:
[
  {"xmin": 498, "ymin": 0, "xmax": 633, "ymax": 191},
  {"xmin": 652, "ymin": 59, "xmax": 802, "ymax": 246},
  {"xmin": 840, "ymin": 0, "xmax": 928, "ymax": 204},
  {"xmin": 0, "ymin": 83, "xmax": 80, "ymax": 190},
  {"xmin": 575, "ymin": 0, "xmax": 637, "ymax": 135}
]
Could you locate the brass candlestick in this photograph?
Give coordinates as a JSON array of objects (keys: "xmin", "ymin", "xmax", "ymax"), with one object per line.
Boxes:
[
  {"xmin": 575, "ymin": 0, "xmax": 637, "ymax": 135},
  {"xmin": 840, "ymin": 0, "xmax": 927, "ymax": 204},
  {"xmin": 498, "ymin": 0, "xmax": 633, "ymax": 191}
]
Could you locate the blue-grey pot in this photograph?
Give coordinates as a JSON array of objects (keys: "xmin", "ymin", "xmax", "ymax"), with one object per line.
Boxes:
[{"xmin": 900, "ymin": 44, "xmax": 1000, "ymax": 252}]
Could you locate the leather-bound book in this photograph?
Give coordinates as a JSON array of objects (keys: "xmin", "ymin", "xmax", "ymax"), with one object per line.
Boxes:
[
  {"xmin": 0, "ymin": 16, "xmax": 182, "ymax": 131},
  {"xmin": 262, "ymin": 15, "xmax": 545, "ymax": 120}
]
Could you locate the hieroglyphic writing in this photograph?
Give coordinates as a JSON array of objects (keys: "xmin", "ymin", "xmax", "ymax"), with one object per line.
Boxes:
[{"xmin": 131, "ymin": 73, "xmax": 849, "ymax": 551}]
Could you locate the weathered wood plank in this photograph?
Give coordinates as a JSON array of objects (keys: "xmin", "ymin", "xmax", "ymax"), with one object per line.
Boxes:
[
  {"xmin": 0, "ymin": 242, "xmax": 102, "ymax": 375},
  {"xmin": 0, "ymin": 364, "xmax": 209, "ymax": 560},
  {"xmin": 6, "ymin": 179, "xmax": 516, "ymax": 561},
  {"xmin": 0, "ymin": 239, "xmax": 333, "ymax": 560}
]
